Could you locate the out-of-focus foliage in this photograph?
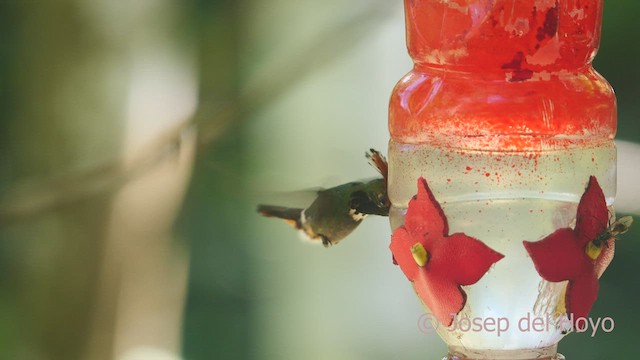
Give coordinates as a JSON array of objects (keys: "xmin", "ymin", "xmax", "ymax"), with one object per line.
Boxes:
[
  {"xmin": 0, "ymin": 0, "xmax": 638, "ymax": 359},
  {"xmin": 182, "ymin": 1, "xmax": 640, "ymax": 359},
  {"xmin": 597, "ymin": 2, "xmax": 640, "ymax": 142}
]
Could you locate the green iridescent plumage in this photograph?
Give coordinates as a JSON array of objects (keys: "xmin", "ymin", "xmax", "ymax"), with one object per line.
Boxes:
[{"xmin": 257, "ymin": 149, "xmax": 389, "ymax": 247}]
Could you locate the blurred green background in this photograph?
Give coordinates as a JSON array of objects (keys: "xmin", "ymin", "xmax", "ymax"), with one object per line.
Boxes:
[{"xmin": 1, "ymin": 1, "xmax": 639, "ymax": 359}]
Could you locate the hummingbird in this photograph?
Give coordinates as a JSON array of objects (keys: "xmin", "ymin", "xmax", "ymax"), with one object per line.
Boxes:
[{"xmin": 257, "ymin": 149, "xmax": 390, "ymax": 247}]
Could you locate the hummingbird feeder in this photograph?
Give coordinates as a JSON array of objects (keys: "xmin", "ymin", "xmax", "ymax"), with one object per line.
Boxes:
[{"xmin": 388, "ymin": 1, "xmax": 618, "ymax": 359}]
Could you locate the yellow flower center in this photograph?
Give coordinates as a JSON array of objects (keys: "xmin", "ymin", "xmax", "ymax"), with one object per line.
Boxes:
[
  {"xmin": 585, "ymin": 241, "xmax": 602, "ymax": 261},
  {"xmin": 410, "ymin": 243, "xmax": 429, "ymax": 267}
]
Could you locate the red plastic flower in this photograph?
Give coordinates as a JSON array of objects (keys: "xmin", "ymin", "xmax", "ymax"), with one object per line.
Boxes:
[
  {"xmin": 390, "ymin": 178, "xmax": 504, "ymax": 326},
  {"xmin": 523, "ymin": 176, "xmax": 614, "ymax": 322}
]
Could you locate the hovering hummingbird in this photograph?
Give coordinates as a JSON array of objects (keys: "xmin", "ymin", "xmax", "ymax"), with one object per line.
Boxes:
[{"xmin": 257, "ymin": 149, "xmax": 390, "ymax": 247}]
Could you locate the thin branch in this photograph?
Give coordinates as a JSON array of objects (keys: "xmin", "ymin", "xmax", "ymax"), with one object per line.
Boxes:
[
  {"xmin": 196, "ymin": 1, "xmax": 396, "ymax": 149},
  {"xmin": 0, "ymin": 2, "xmax": 396, "ymax": 226},
  {"xmin": 0, "ymin": 123, "xmax": 196, "ymax": 225}
]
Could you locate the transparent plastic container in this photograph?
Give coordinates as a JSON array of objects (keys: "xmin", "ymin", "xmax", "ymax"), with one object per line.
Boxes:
[{"xmin": 389, "ymin": 1, "xmax": 616, "ymax": 358}]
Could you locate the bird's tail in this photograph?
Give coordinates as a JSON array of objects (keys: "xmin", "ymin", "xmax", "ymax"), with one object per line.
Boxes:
[
  {"xmin": 366, "ymin": 148, "xmax": 388, "ymax": 186},
  {"xmin": 257, "ymin": 205, "xmax": 304, "ymax": 230}
]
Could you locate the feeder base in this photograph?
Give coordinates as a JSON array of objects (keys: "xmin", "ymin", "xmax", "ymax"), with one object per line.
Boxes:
[{"xmin": 443, "ymin": 345, "xmax": 563, "ymax": 360}]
